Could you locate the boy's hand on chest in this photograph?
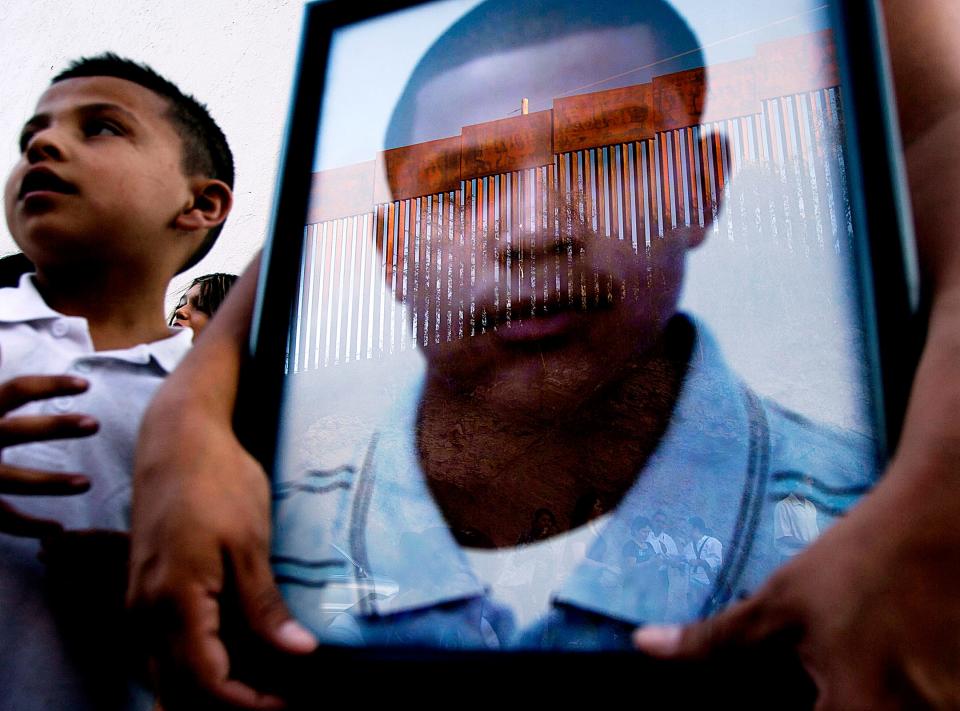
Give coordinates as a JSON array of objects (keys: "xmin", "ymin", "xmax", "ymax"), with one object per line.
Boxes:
[{"xmin": 0, "ymin": 374, "xmax": 98, "ymax": 537}]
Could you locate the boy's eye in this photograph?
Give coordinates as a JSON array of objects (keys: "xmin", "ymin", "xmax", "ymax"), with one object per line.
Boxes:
[
  {"xmin": 18, "ymin": 130, "xmax": 35, "ymax": 153},
  {"xmin": 85, "ymin": 119, "xmax": 124, "ymax": 138},
  {"xmin": 189, "ymin": 298, "xmax": 210, "ymax": 316}
]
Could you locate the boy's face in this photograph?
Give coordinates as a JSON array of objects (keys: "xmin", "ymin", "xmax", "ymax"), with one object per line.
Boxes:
[
  {"xmin": 635, "ymin": 525, "xmax": 653, "ymax": 543},
  {"xmin": 654, "ymin": 512, "xmax": 668, "ymax": 533},
  {"xmin": 4, "ymin": 76, "xmax": 193, "ymax": 272}
]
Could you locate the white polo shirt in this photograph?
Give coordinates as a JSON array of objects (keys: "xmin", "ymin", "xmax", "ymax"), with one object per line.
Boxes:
[
  {"xmin": 0, "ymin": 273, "xmax": 192, "ymax": 711},
  {"xmin": 773, "ymin": 493, "xmax": 820, "ymax": 557},
  {"xmin": 0, "ymin": 274, "xmax": 192, "ymax": 529}
]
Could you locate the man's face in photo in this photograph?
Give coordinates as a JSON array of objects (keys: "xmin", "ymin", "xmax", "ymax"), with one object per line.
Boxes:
[{"xmin": 389, "ymin": 20, "xmax": 711, "ymax": 418}]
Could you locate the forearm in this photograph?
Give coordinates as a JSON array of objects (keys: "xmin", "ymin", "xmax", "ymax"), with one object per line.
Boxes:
[
  {"xmin": 884, "ymin": 0, "xmax": 960, "ymax": 148},
  {"xmin": 133, "ymin": 253, "xmax": 260, "ymax": 535},
  {"xmin": 884, "ymin": 295, "xmax": 960, "ymax": 490},
  {"xmin": 881, "ymin": 0, "xmax": 960, "ymax": 478},
  {"xmin": 885, "ymin": 0, "xmax": 960, "ymax": 290},
  {"xmin": 903, "ymin": 114, "xmax": 960, "ymax": 295},
  {"xmin": 129, "ymin": 253, "xmax": 313, "ymax": 708}
]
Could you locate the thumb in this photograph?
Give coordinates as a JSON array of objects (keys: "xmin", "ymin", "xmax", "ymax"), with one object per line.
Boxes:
[
  {"xmin": 633, "ymin": 594, "xmax": 790, "ymax": 659},
  {"xmin": 234, "ymin": 551, "xmax": 317, "ymax": 655}
]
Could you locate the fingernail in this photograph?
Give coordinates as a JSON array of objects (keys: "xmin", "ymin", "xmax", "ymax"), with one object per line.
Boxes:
[
  {"xmin": 69, "ymin": 377, "xmax": 89, "ymax": 390},
  {"xmin": 633, "ymin": 625, "xmax": 682, "ymax": 653},
  {"xmin": 68, "ymin": 475, "xmax": 90, "ymax": 488},
  {"xmin": 276, "ymin": 620, "xmax": 317, "ymax": 652},
  {"xmin": 76, "ymin": 416, "xmax": 98, "ymax": 430}
]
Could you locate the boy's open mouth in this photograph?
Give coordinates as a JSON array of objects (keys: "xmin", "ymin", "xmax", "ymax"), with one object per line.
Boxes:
[{"xmin": 18, "ymin": 168, "xmax": 77, "ymax": 200}]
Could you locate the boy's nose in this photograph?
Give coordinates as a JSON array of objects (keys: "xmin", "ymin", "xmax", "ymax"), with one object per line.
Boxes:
[{"xmin": 25, "ymin": 129, "xmax": 66, "ymax": 164}]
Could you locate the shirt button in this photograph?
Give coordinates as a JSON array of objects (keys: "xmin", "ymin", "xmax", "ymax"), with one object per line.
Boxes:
[
  {"xmin": 51, "ymin": 321, "xmax": 69, "ymax": 338},
  {"xmin": 73, "ymin": 361, "xmax": 92, "ymax": 374},
  {"xmin": 52, "ymin": 397, "xmax": 72, "ymax": 412}
]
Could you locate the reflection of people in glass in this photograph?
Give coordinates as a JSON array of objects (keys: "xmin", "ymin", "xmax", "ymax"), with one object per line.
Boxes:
[
  {"xmin": 773, "ymin": 472, "xmax": 820, "ymax": 560},
  {"xmin": 684, "ymin": 517, "xmax": 722, "ymax": 611},
  {"xmin": 649, "ymin": 510, "xmax": 680, "ymax": 618},
  {"xmin": 650, "ymin": 511, "xmax": 678, "ymax": 557},
  {"xmin": 665, "ymin": 518, "xmax": 692, "ymax": 619},
  {"xmin": 685, "ymin": 517, "xmax": 722, "ymax": 583},
  {"xmin": 268, "ymin": 0, "xmax": 877, "ymax": 650},
  {"xmin": 622, "ymin": 516, "xmax": 656, "ymax": 568},
  {"xmin": 619, "ymin": 517, "xmax": 663, "ymax": 618}
]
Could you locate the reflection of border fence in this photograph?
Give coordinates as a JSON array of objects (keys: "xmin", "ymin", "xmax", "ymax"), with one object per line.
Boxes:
[{"xmin": 288, "ymin": 30, "xmax": 847, "ymax": 371}]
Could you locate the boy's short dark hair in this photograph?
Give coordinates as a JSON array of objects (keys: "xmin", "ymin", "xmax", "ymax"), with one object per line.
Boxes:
[
  {"xmin": 0, "ymin": 253, "xmax": 34, "ymax": 289},
  {"xmin": 53, "ymin": 53, "xmax": 234, "ymax": 272}
]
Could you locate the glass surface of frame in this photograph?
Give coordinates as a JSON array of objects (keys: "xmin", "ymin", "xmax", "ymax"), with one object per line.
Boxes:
[{"xmin": 258, "ymin": 0, "xmax": 910, "ymax": 654}]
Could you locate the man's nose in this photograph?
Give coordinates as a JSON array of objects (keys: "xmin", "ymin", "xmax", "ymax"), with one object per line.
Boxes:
[{"xmin": 25, "ymin": 128, "xmax": 66, "ymax": 164}]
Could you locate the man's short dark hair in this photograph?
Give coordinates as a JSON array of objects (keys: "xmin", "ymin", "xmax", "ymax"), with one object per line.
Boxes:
[
  {"xmin": 53, "ymin": 53, "xmax": 234, "ymax": 272},
  {"xmin": 385, "ymin": 0, "xmax": 704, "ymax": 150}
]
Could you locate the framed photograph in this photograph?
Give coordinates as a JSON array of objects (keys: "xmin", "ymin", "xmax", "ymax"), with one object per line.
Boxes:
[{"xmin": 240, "ymin": 0, "xmax": 917, "ymax": 699}]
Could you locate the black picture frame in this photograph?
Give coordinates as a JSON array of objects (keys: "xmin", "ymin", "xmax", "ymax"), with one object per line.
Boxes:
[{"xmin": 235, "ymin": 0, "xmax": 918, "ymax": 702}]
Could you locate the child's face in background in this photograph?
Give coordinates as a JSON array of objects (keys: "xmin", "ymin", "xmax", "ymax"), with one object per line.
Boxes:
[
  {"xmin": 172, "ymin": 283, "xmax": 211, "ymax": 337},
  {"xmin": 4, "ymin": 76, "xmax": 193, "ymax": 274}
]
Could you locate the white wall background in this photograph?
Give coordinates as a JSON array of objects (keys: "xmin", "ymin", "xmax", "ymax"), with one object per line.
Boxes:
[{"xmin": 1, "ymin": 0, "xmax": 309, "ymax": 309}]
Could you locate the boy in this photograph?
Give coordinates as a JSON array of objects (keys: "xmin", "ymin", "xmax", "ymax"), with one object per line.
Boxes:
[{"xmin": 0, "ymin": 54, "xmax": 233, "ymax": 710}]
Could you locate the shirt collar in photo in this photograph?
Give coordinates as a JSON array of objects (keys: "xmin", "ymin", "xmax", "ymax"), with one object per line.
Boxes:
[{"xmin": 353, "ymin": 316, "xmax": 754, "ymax": 624}]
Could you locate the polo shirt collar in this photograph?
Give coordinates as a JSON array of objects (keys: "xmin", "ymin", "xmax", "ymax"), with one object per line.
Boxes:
[
  {"xmin": 555, "ymin": 321, "xmax": 753, "ymax": 625},
  {"xmin": 97, "ymin": 327, "xmax": 193, "ymax": 374},
  {"xmin": 355, "ymin": 316, "xmax": 758, "ymax": 625},
  {"xmin": 0, "ymin": 273, "xmax": 62, "ymax": 322},
  {"xmin": 355, "ymin": 361, "xmax": 487, "ymax": 616},
  {"xmin": 0, "ymin": 273, "xmax": 192, "ymax": 374}
]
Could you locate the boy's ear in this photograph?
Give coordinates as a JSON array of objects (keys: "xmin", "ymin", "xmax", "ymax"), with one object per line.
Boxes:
[
  {"xmin": 687, "ymin": 130, "xmax": 732, "ymax": 250},
  {"xmin": 175, "ymin": 179, "xmax": 233, "ymax": 233}
]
